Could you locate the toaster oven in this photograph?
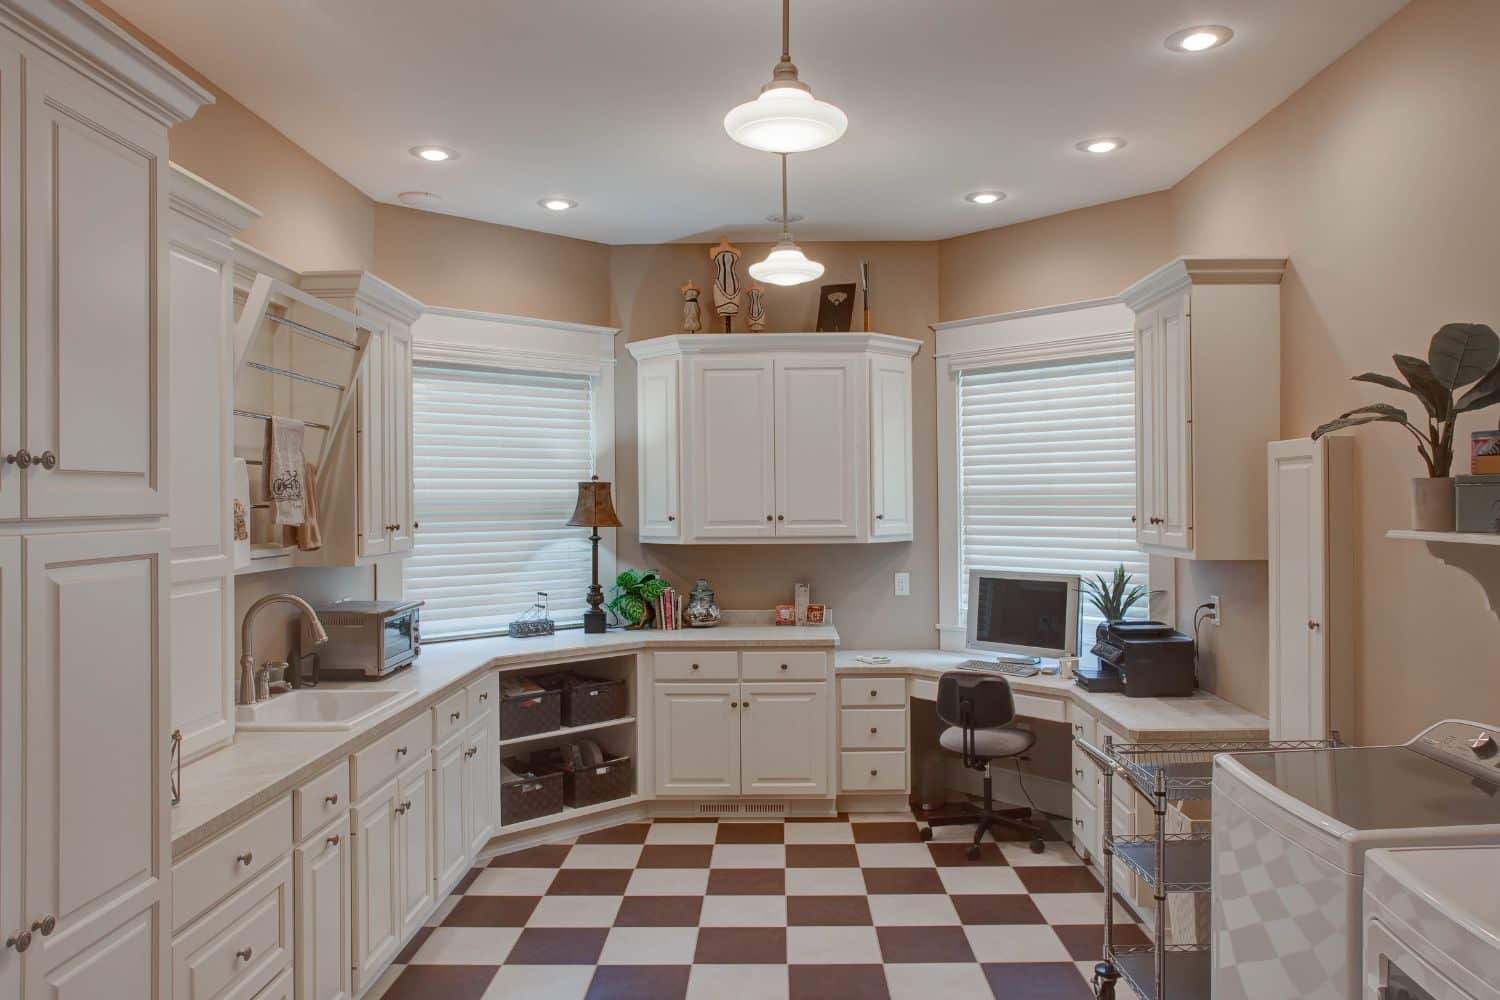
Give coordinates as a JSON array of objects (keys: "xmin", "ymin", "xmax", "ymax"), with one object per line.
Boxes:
[{"xmin": 304, "ymin": 599, "xmax": 423, "ymax": 679}]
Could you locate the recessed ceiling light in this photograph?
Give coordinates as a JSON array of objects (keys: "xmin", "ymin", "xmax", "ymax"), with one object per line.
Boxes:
[
  {"xmin": 539, "ymin": 197, "xmax": 577, "ymax": 212},
  {"xmin": 409, "ymin": 145, "xmax": 458, "ymax": 162},
  {"xmin": 396, "ymin": 191, "xmax": 442, "ymax": 208},
  {"xmin": 1165, "ymin": 25, "xmax": 1233, "ymax": 53},
  {"xmin": 1077, "ymin": 138, "xmax": 1126, "ymax": 154},
  {"xmin": 965, "ymin": 191, "xmax": 1006, "ymax": 205}
]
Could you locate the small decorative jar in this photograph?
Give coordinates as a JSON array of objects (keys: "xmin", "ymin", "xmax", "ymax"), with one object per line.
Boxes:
[{"xmin": 683, "ymin": 579, "xmax": 721, "ymax": 628}]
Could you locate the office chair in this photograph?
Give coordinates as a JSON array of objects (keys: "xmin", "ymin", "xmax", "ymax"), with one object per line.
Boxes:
[{"xmin": 919, "ymin": 671, "xmax": 1047, "ymax": 859}]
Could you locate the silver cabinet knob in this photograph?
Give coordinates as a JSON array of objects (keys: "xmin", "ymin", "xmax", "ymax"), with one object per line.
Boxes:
[
  {"xmin": 667, "ymin": 515, "xmax": 676, "ymax": 522},
  {"xmin": 4, "ymin": 449, "xmax": 31, "ymax": 468},
  {"xmin": 869, "ymin": 769, "xmax": 878, "ymax": 776},
  {"xmin": 765, "ymin": 515, "xmax": 773, "ymax": 522},
  {"xmin": 464, "ymin": 747, "xmax": 478, "ymax": 759},
  {"xmin": 729, "ymin": 701, "xmax": 737, "ymax": 708},
  {"xmin": 396, "ymin": 746, "xmax": 408, "ymax": 757},
  {"xmin": 479, "ymin": 692, "xmax": 489, "ymax": 702},
  {"xmin": 236, "ymin": 946, "xmax": 253, "ymax": 962},
  {"xmin": 31, "ymin": 916, "xmax": 55, "ymax": 937},
  {"xmin": 397, "ymin": 799, "xmax": 412, "ymax": 815},
  {"xmin": 6, "ymin": 931, "xmax": 30, "ymax": 952},
  {"xmin": 326, "ymin": 834, "xmax": 341, "ymax": 847},
  {"xmin": 324, "ymin": 793, "xmax": 339, "ymax": 806},
  {"xmin": 36, "ymin": 451, "xmax": 56, "ymax": 470},
  {"xmin": 875, "ymin": 513, "xmax": 885, "ymax": 520},
  {"xmin": 450, "ymin": 711, "xmax": 462, "ymax": 722},
  {"xmin": 1308, "ymin": 620, "xmax": 1321, "ymax": 631},
  {"xmin": 691, "ymin": 663, "xmax": 700, "ymax": 671},
  {"xmin": 780, "ymin": 663, "xmax": 789, "ymax": 671},
  {"xmin": 1074, "ymin": 768, "xmax": 1085, "ymax": 779},
  {"xmin": 236, "ymin": 851, "xmax": 253, "ymax": 866},
  {"xmin": 776, "ymin": 514, "xmax": 784, "ymax": 521},
  {"xmin": 869, "ymin": 727, "xmax": 878, "ymax": 734}
]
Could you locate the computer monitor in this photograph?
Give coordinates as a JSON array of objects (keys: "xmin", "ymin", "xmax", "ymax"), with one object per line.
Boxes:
[{"xmin": 965, "ymin": 570, "xmax": 1080, "ymax": 663}]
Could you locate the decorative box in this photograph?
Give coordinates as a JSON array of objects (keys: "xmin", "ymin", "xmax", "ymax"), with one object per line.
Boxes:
[
  {"xmin": 1455, "ymin": 474, "xmax": 1500, "ymax": 533},
  {"xmin": 1472, "ymin": 430, "xmax": 1500, "ymax": 475}
]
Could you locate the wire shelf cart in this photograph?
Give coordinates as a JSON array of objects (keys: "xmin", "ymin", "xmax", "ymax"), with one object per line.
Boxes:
[{"xmin": 1072, "ymin": 735, "xmax": 1338, "ymax": 1000}]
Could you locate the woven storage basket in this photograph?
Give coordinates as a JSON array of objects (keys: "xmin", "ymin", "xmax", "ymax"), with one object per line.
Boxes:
[
  {"xmin": 560, "ymin": 755, "xmax": 633, "ymax": 808},
  {"xmin": 499, "ymin": 681, "xmax": 562, "ymax": 740},
  {"xmin": 499, "ymin": 757, "xmax": 564, "ymax": 825},
  {"xmin": 561, "ymin": 674, "xmax": 629, "ymax": 727}
]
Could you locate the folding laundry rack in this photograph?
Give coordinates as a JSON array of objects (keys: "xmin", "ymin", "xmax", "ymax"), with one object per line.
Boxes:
[{"xmin": 1072, "ymin": 734, "xmax": 1339, "ymax": 1000}]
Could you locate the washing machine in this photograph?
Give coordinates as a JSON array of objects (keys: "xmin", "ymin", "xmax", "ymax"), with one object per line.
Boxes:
[
  {"xmin": 1363, "ymin": 845, "xmax": 1500, "ymax": 1000},
  {"xmin": 1211, "ymin": 719, "xmax": 1500, "ymax": 1000}
]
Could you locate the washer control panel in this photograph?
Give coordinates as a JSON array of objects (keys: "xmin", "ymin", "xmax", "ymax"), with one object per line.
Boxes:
[{"xmin": 1416, "ymin": 719, "xmax": 1500, "ymax": 777}]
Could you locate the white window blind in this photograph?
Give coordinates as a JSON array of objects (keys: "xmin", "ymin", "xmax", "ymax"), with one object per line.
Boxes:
[
  {"xmin": 406, "ymin": 362, "xmax": 595, "ymax": 638},
  {"xmin": 957, "ymin": 353, "xmax": 1149, "ymax": 644}
]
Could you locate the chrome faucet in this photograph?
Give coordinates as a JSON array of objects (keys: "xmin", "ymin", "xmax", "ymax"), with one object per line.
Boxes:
[{"xmin": 239, "ymin": 594, "xmax": 329, "ymax": 705}]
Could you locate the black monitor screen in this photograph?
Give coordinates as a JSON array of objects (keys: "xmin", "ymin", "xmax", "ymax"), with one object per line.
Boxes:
[{"xmin": 973, "ymin": 576, "xmax": 1069, "ymax": 652}]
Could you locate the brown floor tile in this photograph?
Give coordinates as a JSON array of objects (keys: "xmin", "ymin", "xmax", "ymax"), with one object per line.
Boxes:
[
  {"xmin": 789, "ymin": 964, "xmax": 891, "ymax": 1000},
  {"xmin": 585, "ymin": 964, "xmax": 691, "ymax": 1000},
  {"xmin": 451, "ymin": 867, "xmax": 484, "ymax": 896},
  {"xmin": 490, "ymin": 844, "xmax": 572, "ymax": 868},
  {"xmin": 380, "ymin": 965, "xmax": 498, "ymax": 999},
  {"xmin": 876, "ymin": 925, "xmax": 976, "ymax": 964},
  {"xmin": 706, "ymin": 868, "xmax": 786, "ymax": 895},
  {"xmin": 851, "ymin": 821, "xmax": 922, "ymax": 843},
  {"xmin": 786, "ymin": 895, "xmax": 873, "ymax": 926},
  {"xmin": 694, "ymin": 926, "xmax": 787, "ymax": 964},
  {"xmin": 1015, "ymin": 866, "xmax": 1103, "ymax": 894},
  {"xmin": 636, "ymin": 844, "xmax": 714, "ymax": 869},
  {"xmin": 393, "ymin": 924, "xmax": 434, "ymax": 964},
  {"xmin": 613, "ymin": 895, "xmax": 704, "ymax": 927},
  {"xmin": 950, "ymin": 894, "xmax": 1046, "ymax": 925},
  {"xmin": 926, "ymin": 842, "xmax": 1009, "ymax": 867},
  {"xmin": 1052, "ymin": 922, "xmax": 1151, "ymax": 961},
  {"xmin": 578, "ymin": 822, "xmax": 652, "ymax": 845},
  {"xmin": 504, "ymin": 927, "xmax": 610, "ymax": 965},
  {"xmin": 786, "ymin": 844, "xmax": 860, "ymax": 868},
  {"xmin": 715, "ymin": 823, "xmax": 785, "ymax": 844},
  {"xmin": 860, "ymin": 867, "xmax": 946, "ymax": 895},
  {"xmin": 443, "ymin": 895, "xmax": 539, "ymax": 927},
  {"xmin": 982, "ymin": 961, "xmax": 1095, "ymax": 999},
  {"xmin": 652, "ymin": 816, "xmax": 718, "ymax": 823},
  {"xmin": 548, "ymin": 869, "xmax": 634, "ymax": 895},
  {"xmin": 785, "ymin": 812, "xmax": 850, "ymax": 823}
]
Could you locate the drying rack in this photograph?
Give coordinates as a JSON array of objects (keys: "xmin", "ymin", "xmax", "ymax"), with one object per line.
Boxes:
[{"xmin": 1072, "ymin": 735, "xmax": 1339, "ymax": 1000}]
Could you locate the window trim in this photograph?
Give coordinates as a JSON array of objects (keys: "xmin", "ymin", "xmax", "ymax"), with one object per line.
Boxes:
[{"xmin": 934, "ymin": 299, "xmax": 1174, "ymax": 652}]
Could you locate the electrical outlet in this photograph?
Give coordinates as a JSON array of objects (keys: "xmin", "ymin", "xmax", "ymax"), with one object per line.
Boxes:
[
  {"xmin": 894, "ymin": 572, "xmax": 911, "ymax": 597},
  {"xmin": 1206, "ymin": 594, "xmax": 1223, "ymax": 627}
]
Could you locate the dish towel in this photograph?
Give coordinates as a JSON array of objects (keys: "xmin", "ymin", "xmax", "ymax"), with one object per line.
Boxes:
[
  {"xmin": 265, "ymin": 416, "xmax": 306, "ymax": 526},
  {"xmin": 231, "ymin": 457, "xmax": 252, "ymax": 568},
  {"xmin": 284, "ymin": 461, "xmax": 323, "ymax": 551}
]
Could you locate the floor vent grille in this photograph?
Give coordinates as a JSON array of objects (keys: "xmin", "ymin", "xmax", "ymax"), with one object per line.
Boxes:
[{"xmin": 695, "ymin": 801, "xmax": 789, "ymax": 816}]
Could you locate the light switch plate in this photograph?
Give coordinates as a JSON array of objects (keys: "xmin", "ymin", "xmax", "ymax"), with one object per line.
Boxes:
[{"xmin": 894, "ymin": 572, "xmax": 910, "ymax": 597}]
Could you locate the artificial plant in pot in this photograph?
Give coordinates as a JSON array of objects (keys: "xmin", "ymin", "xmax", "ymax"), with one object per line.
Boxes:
[
  {"xmin": 1082, "ymin": 565, "xmax": 1149, "ymax": 643},
  {"xmin": 1312, "ymin": 323, "xmax": 1500, "ymax": 532},
  {"xmin": 607, "ymin": 568, "xmax": 667, "ymax": 630}
]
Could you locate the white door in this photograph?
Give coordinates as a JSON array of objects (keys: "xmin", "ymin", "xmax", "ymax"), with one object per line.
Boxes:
[
  {"xmin": 385, "ymin": 321, "xmax": 414, "ymax": 555},
  {"xmin": 1134, "ymin": 309, "xmax": 1162, "ymax": 548},
  {"xmin": 689, "ymin": 358, "xmax": 776, "ymax": 539},
  {"xmin": 295, "ymin": 815, "xmax": 352, "ymax": 1000},
  {"xmin": 23, "ymin": 529, "xmax": 168, "ymax": 997},
  {"xmin": 1269, "ymin": 439, "xmax": 1327, "ymax": 741},
  {"xmin": 0, "ymin": 40, "xmax": 20, "ymax": 522},
  {"xmin": 357, "ymin": 329, "xmax": 389, "ymax": 558},
  {"xmin": 1158, "ymin": 293, "xmax": 1194, "ymax": 551},
  {"xmin": 351, "ymin": 778, "xmax": 401, "ymax": 993},
  {"xmin": 868, "ymin": 356, "xmax": 914, "ymax": 539},
  {"xmin": 740, "ymin": 682, "xmax": 830, "ymax": 796},
  {"xmin": 23, "ymin": 58, "xmax": 168, "ymax": 520},
  {"xmin": 434, "ymin": 734, "xmax": 469, "ymax": 896},
  {"xmin": 25, "ymin": 905, "xmax": 159, "ymax": 1000},
  {"xmin": 636, "ymin": 358, "xmax": 681, "ymax": 540},
  {"xmin": 653, "ymin": 683, "xmax": 740, "ymax": 796},
  {"xmin": 464, "ymin": 713, "xmax": 496, "ymax": 860},
  {"xmin": 774, "ymin": 358, "xmax": 860, "ymax": 538},
  {"xmin": 0, "ymin": 538, "xmax": 18, "ymax": 998},
  {"xmin": 397, "ymin": 759, "xmax": 435, "ymax": 941}
]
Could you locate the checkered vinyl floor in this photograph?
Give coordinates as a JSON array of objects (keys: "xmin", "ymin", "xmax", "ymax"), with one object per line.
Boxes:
[{"xmin": 367, "ymin": 811, "xmax": 1147, "ymax": 1000}]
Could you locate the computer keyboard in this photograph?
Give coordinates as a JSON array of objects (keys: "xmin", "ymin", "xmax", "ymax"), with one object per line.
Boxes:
[{"xmin": 957, "ymin": 658, "xmax": 1041, "ymax": 678}]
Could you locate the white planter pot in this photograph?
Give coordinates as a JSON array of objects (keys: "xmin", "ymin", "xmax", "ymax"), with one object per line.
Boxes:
[{"xmin": 1411, "ymin": 476, "xmax": 1456, "ymax": 532}]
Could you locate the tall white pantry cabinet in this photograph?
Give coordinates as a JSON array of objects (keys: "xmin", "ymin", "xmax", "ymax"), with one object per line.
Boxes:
[{"xmin": 0, "ymin": 3, "xmax": 211, "ymax": 1000}]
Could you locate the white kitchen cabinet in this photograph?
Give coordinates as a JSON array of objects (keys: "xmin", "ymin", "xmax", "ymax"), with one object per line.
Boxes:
[
  {"xmin": 0, "ymin": 538, "xmax": 18, "ymax": 998},
  {"xmin": 1268, "ymin": 436, "xmax": 1354, "ymax": 742},
  {"xmin": 627, "ymin": 334, "xmax": 921, "ymax": 544},
  {"xmin": 294, "ymin": 815, "xmax": 351, "ymax": 1000},
  {"xmin": 464, "ymin": 710, "xmax": 497, "ymax": 860},
  {"xmin": 741, "ymin": 682, "xmax": 831, "ymax": 795},
  {"xmin": 0, "ymin": 39, "xmax": 18, "ymax": 523},
  {"xmin": 1122, "ymin": 259, "xmax": 1286, "ymax": 559},
  {"xmin": 654, "ymin": 683, "xmax": 741, "ymax": 796},
  {"xmin": 384, "ymin": 321, "xmax": 415, "ymax": 556},
  {"xmin": 350, "ymin": 778, "xmax": 401, "ymax": 993},
  {"xmin": 433, "ymin": 732, "xmax": 469, "ymax": 897},
  {"xmin": 396, "ymin": 758, "xmax": 435, "ymax": 941}
]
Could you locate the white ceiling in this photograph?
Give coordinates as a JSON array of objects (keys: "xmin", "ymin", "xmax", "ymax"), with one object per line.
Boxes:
[{"xmin": 113, "ymin": 0, "xmax": 1407, "ymax": 244}]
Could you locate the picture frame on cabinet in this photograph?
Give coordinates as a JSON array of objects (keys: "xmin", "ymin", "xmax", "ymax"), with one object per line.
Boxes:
[{"xmin": 816, "ymin": 283, "xmax": 857, "ymax": 332}]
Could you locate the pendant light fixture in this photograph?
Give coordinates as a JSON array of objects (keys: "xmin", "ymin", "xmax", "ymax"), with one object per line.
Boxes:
[
  {"xmin": 724, "ymin": 0, "xmax": 847, "ymax": 154},
  {"xmin": 750, "ymin": 155, "xmax": 824, "ymax": 287}
]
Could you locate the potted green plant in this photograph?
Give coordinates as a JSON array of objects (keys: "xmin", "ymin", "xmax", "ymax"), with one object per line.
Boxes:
[
  {"xmin": 1313, "ymin": 323, "xmax": 1500, "ymax": 532},
  {"xmin": 1082, "ymin": 565, "xmax": 1148, "ymax": 641},
  {"xmin": 606, "ymin": 568, "xmax": 668, "ymax": 630}
]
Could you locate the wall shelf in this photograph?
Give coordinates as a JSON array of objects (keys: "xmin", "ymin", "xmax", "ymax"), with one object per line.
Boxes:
[
  {"xmin": 1388, "ymin": 529, "xmax": 1500, "ymax": 546},
  {"xmin": 499, "ymin": 716, "xmax": 636, "ymax": 749}
]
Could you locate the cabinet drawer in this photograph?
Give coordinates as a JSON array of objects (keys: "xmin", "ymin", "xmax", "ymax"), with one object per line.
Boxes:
[
  {"xmin": 839, "ymin": 676, "xmax": 905, "ymax": 707},
  {"xmin": 293, "ymin": 761, "xmax": 349, "ymax": 843},
  {"xmin": 467, "ymin": 670, "xmax": 499, "ymax": 718},
  {"xmin": 1070, "ymin": 745, "xmax": 1096, "ymax": 805},
  {"xmin": 172, "ymin": 854, "xmax": 293, "ymax": 1000},
  {"xmin": 174, "ymin": 796, "xmax": 293, "ymax": 932},
  {"xmin": 840, "ymin": 750, "xmax": 905, "ymax": 792},
  {"xmin": 435, "ymin": 689, "xmax": 468, "ymax": 743},
  {"xmin": 1012, "ymin": 691, "xmax": 1067, "ymax": 723},
  {"xmin": 253, "ymin": 967, "xmax": 292, "ymax": 1000},
  {"xmin": 1070, "ymin": 789, "xmax": 1097, "ymax": 864},
  {"xmin": 839, "ymin": 708, "xmax": 906, "ymax": 750},
  {"xmin": 1067, "ymin": 704, "xmax": 1096, "ymax": 746},
  {"xmin": 742, "ymin": 650, "xmax": 827, "ymax": 681},
  {"xmin": 654, "ymin": 650, "xmax": 738, "ymax": 681},
  {"xmin": 353, "ymin": 712, "xmax": 433, "ymax": 801}
]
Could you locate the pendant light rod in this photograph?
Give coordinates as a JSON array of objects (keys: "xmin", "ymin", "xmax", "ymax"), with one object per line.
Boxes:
[
  {"xmin": 780, "ymin": 153, "xmax": 790, "ymax": 235},
  {"xmin": 782, "ymin": 0, "xmax": 791, "ymax": 63}
]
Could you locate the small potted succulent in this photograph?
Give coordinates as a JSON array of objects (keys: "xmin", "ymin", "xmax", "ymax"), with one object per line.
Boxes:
[
  {"xmin": 1082, "ymin": 565, "xmax": 1149, "ymax": 643},
  {"xmin": 606, "ymin": 568, "xmax": 667, "ymax": 630},
  {"xmin": 1313, "ymin": 323, "xmax": 1500, "ymax": 532}
]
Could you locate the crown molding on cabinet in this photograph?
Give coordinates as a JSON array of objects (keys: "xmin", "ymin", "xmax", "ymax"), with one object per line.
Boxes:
[
  {"xmin": 627, "ymin": 332, "xmax": 922, "ymax": 362},
  {"xmin": 168, "ymin": 163, "xmax": 262, "ymax": 240},
  {"xmin": 231, "ymin": 239, "xmax": 300, "ymax": 297},
  {"xmin": 1120, "ymin": 256, "xmax": 1287, "ymax": 312},
  {"xmin": 301, "ymin": 270, "xmax": 427, "ymax": 327}
]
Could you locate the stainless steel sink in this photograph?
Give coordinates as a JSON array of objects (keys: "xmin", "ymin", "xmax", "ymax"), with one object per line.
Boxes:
[{"xmin": 236, "ymin": 688, "xmax": 418, "ymax": 732}]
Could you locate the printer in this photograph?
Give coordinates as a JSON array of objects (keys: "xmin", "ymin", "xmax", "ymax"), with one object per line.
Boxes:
[{"xmin": 1079, "ymin": 620, "xmax": 1197, "ymax": 698}]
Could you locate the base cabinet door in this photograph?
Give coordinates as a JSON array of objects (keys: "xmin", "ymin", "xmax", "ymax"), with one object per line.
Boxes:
[
  {"xmin": 653, "ymin": 683, "xmax": 740, "ymax": 796},
  {"xmin": 295, "ymin": 815, "xmax": 351, "ymax": 1000},
  {"xmin": 396, "ymin": 760, "xmax": 435, "ymax": 941},
  {"xmin": 434, "ymin": 735, "xmax": 469, "ymax": 897},
  {"xmin": 463, "ymin": 715, "xmax": 496, "ymax": 860},
  {"xmin": 0, "ymin": 539, "xmax": 18, "ymax": 999},
  {"xmin": 351, "ymin": 780, "xmax": 400, "ymax": 993},
  {"xmin": 740, "ymin": 682, "xmax": 830, "ymax": 796},
  {"xmin": 29, "ymin": 903, "xmax": 161, "ymax": 1000}
]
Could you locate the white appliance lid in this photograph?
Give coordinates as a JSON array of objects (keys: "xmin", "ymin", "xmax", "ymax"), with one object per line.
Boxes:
[{"xmin": 1367, "ymin": 845, "xmax": 1500, "ymax": 988}]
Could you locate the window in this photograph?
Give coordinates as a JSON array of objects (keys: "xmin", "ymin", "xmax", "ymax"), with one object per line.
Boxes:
[
  {"xmin": 405, "ymin": 362, "xmax": 596, "ymax": 638},
  {"xmin": 956, "ymin": 353, "xmax": 1149, "ymax": 645}
]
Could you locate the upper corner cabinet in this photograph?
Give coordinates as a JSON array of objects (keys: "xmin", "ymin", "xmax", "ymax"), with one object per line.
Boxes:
[
  {"xmin": 627, "ymin": 334, "xmax": 918, "ymax": 545},
  {"xmin": 1120, "ymin": 257, "xmax": 1286, "ymax": 560}
]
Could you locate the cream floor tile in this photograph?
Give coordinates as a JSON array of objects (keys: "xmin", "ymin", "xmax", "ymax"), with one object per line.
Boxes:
[
  {"xmin": 468, "ymin": 866, "xmax": 557, "ymax": 895},
  {"xmin": 526, "ymin": 894, "xmax": 623, "ymax": 927},
  {"xmin": 687, "ymin": 964, "xmax": 790, "ymax": 1000},
  {"xmin": 408, "ymin": 926, "xmax": 521, "ymax": 965},
  {"xmin": 559, "ymin": 844, "xmax": 643, "ymax": 868},
  {"xmin": 963, "ymin": 924, "xmax": 1072, "ymax": 963},
  {"xmin": 597, "ymin": 926, "xmax": 699, "ymax": 965},
  {"xmin": 884, "ymin": 962, "xmax": 993, "ymax": 1000},
  {"xmin": 856, "ymin": 844, "xmax": 939, "ymax": 868},
  {"xmin": 1000, "ymin": 841, "xmax": 1085, "ymax": 866},
  {"xmin": 1031, "ymin": 891, "xmax": 1107, "ymax": 925},
  {"xmin": 783, "ymin": 867, "xmax": 867, "ymax": 896},
  {"xmin": 782, "ymin": 822, "xmax": 855, "ymax": 844},
  {"xmin": 624, "ymin": 867, "xmax": 711, "ymax": 896},
  {"xmin": 936, "ymin": 866, "xmax": 1025, "ymax": 894},
  {"xmin": 697, "ymin": 894, "xmax": 788, "ymax": 927},
  {"xmin": 644, "ymin": 822, "xmax": 719, "ymax": 844},
  {"xmin": 867, "ymin": 893, "xmax": 960, "ymax": 926},
  {"xmin": 424, "ymin": 894, "xmax": 461, "ymax": 927},
  {"xmin": 710, "ymin": 844, "xmax": 786, "ymax": 868},
  {"xmin": 481, "ymin": 964, "xmax": 594, "ymax": 1000},
  {"xmin": 785, "ymin": 925, "xmax": 883, "ymax": 964}
]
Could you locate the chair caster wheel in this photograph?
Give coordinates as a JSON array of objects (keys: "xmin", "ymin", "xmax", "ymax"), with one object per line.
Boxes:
[
  {"xmin": 1029, "ymin": 837, "xmax": 1046, "ymax": 854},
  {"xmin": 965, "ymin": 844, "xmax": 981, "ymax": 861},
  {"xmin": 918, "ymin": 827, "xmax": 933, "ymax": 842}
]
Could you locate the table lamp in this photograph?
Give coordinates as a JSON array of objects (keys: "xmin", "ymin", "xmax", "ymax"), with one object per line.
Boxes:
[{"xmin": 568, "ymin": 476, "xmax": 622, "ymax": 633}]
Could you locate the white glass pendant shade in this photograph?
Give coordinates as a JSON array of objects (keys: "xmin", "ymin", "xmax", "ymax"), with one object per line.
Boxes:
[
  {"xmin": 749, "ymin": 236, "xmax": 824, "ymax": 286},
  {"xmin": 724, "ymin": 85, "xmax": 848, "ymax": 154}
]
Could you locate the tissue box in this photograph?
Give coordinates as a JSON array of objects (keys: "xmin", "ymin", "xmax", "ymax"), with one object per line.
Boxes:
[{"xmin": 1456, "ymin": 474, "xmax": 1500, "ymax": 533}]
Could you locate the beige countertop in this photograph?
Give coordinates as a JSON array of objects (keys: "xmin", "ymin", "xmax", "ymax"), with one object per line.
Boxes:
[{"xmin": 172, "ymin": 622, "xmax": 838, "ymax": 857}]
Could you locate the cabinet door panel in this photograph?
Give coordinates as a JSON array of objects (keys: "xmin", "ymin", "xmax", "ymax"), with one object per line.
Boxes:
[
  {"xmin": 741, "ymin": 683, "xmax": 830, "ymax": 796},
  {"xmin": 385, "ymin": 323, "xmax": 414, "ymax": 554},
  {"xmin": 351, "ymin": 780, "xmax": 400, "ymax": 992},
  {"xmin": 1134, "ymin": 311, "xmax": 1162, "ymax": 548},
  {"xmin": 653, "ymin": 683, "xmax": 740, "ymax": 796},
  {"xmin": 356, "ymin": 330, "xmax": 389, "ymax": 558},
  {"xmin": 397, "ymin": 760, "xmax": 435, "ymax": 940},
  {"xmin": 170, "ymin": 577, "xmax": 232, "ymax": 758},
  {"xmin": 28, "ymin": 903, "xmax": 158, "ymax": 1000},
  {"xmin": 1159, "ymin": 293, "xmax": 1194, "ymax": 550},
  {"xmin": 869, "ymin": 357, "xmax": 913, "ymax": 539},
  {"xmin": 24, "ymin": 61, "xmax": 167, "ymax": 518},
  {"xmin": 296, "ymin": 815, "xmax": 352, "ymax": 1000},
  {"xmin": 775, "ymin": 358, "xmax": 859, "ymax": 537},
  {"xmin": 0, "ymin": 539, "xmax": 18, "ymax": 1000},
  {"xmin": 689, "ymin": 359, "xmax": 775, "ymax": 538},
  {"xmin": 434, "ymin": 736, "xmax": 468, "ymax": 896},
  {"xmin": 0, "ymin": 41, "xmax": 21, "ymax": 522},
  {"xmin": 464, "ymin": 713, "xmax": 496, "ymax": 860},
  {"xmin": 637, "ymin": 358, "xmax": 681, "ymax": 540}
]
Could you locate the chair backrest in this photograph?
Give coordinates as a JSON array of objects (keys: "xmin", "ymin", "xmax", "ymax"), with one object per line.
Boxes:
[{"xmin": 937, "ymin": 672, "xmax": 1017, "ymax": 731}]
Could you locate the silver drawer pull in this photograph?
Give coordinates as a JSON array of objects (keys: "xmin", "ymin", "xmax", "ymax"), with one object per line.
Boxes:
[
  {"xmin": 869, "ymin": 769, "xmax": 878, "ymax": 776},
  {"xmin": 869, "ymin": 727, "xmax": 878, "ymax": 734},
  {"xmin": 450, "ymin": 711, "xmax": 462, "ymax": 722},
  {"xmin": 6, "ymin": 931, "xmax": 31, "ymax": 952},
  {"xmin": 479, "ymin": 692, "xmax": 489, "ymax": 702},
  {"xmin": 326, "ymin": 834, "xmax": 341, "ymax": 848},
  {"xmin": 869, "ymin": 690, "xmax": 878, "ymax": 697},
  {"xmin": 464, "ymin": 747, "xmax": 478, "ymax": 759},
  {"xmin": 1075, "ymin": 818, "xmax": 1084, "ymax": 828},
  {"xmin": 780, "ymin": 663, "xmax": 789, "ymax": 671},
  {"xmin": 236, "ymin": 946, "xmax": 253, "ymax": 962},
  {"xmin": 396, "ymin": 746, "xmax": 408, "ymax": 757},
  {"xmin": 1075, "ymin": 768, "xmax": 1085, "ymax": 778},
  {"xmin": 324, "ymin": 793, "xmax": 339, "ymax": 806},
  {"xmin": 235, "ymin": 851, "xmax": 254, "ymax": 866},
  {"xmin": 691, "ymin": 663, "xmax": 700, "ymax": 670},
  {"xmin": 31, "ymin": 916, "xmax": 55, "ymax": 937}
]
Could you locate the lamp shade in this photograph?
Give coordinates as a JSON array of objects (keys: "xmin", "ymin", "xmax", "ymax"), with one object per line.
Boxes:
[
  {"xmin": 748, "ymin": 236, "xmax": 825, "ymax": 287},
  {"xmin": 723, "ymin": 85, "xmax": 848, "ymax": 154},
  {"xmin": 567, "ymin": 477, "xmax": 622, "ymax": 528}
]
